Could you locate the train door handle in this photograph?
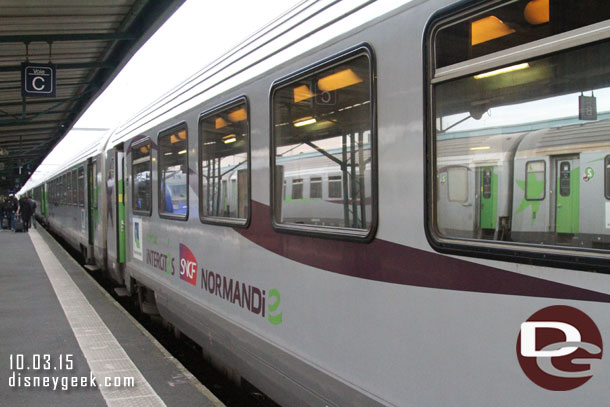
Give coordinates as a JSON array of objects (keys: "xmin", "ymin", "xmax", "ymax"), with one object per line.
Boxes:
[{"xmin": 557, "ymin": 204, "xmax": 563, "ymax": 208}]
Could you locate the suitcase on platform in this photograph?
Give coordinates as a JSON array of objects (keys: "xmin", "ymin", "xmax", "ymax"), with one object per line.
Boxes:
[{"xmin": 14, "ymin": 217, "xmax": 24, "ymax": 232}]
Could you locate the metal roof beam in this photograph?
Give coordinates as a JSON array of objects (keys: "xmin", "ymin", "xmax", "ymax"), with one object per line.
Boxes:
[
  {"xmin": 0, "ymin": 32, "xmax": 137, "ymax": 43},
  {"xmin": 0, "ymin": 137, "xmax": 52, "ymax": 145},
  {"xmin": 0, "ymin": 98, "xmax": 71, "ymax": 108},
  {"xmin": 0, "ymin": 119, "xmax": 62, "ymax": 127},
  {"xmin": 0, "ymin": 62, "xmax": 114, "ymax": 73}
]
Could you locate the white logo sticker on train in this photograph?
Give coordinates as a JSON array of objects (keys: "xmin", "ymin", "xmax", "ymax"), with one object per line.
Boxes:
[{"xmin": 516, "ymin": 305, "xmax": 603, "ymax": 390}]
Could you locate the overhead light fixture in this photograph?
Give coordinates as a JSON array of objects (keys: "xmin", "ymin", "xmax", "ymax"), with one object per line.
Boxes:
[
  {"xmin": 524, "ymin": 0, "xmax": 549, "ymax": 25},
  {"xmin": 469, "ymin": 146, "xmax": 491, "ymax": 151},
  {"xmin": 216, "ymin": 117, "xmax": 229, "ymax": 129},
  {"xmin": 178, "ymin": 150, "xmax": 187, "ymax": 155},
  {"xmin": 293, "ymin": 116, "xmax": 317, "ymax": 127},
  {"xmin": 471, "ymin": 16, "xmax": 516, "ymax": 46},
  {"xmin": 474, "ymin": 63, "xmax": 529, "ymax": 79},
  {"xmin": 318, "ymin": 69, "xmax": 362, "ymax": 92},
  {"xmin": 228, "ymin": 107, "xmax": 247, "ymax": 122},
  {"xmin": 222, "ymin": 134, "xmax": 237, "ymax": 144},
  {"xmin": 293, "ymin": 85, "xmax": 314, "ymax": 103}
]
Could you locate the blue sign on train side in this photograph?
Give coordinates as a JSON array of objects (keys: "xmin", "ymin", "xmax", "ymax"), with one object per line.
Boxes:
[{"xmin": 21, "ymin": 63, "xmax": 56, "ymax": 98}]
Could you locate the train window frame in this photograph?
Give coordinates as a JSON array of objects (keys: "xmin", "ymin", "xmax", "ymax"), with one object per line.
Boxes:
[
  {"xmin": 157, "ymin": 123, "xmax": 189, "ymax": 221},
  {"xmin": 198, "ymin": 96, "xmax": 251, "ymax": 228},
  {"xmin": 310, "ymin": 176, "xmax": 322, "ymax": 199},
  {"xmin": 91, "ymin": 160, "xmax": 98, "ymax": 210},
  {"xmin": 524, "ymin": 160, "xmax": 546, "ymax": 201},
  {"xmin": 605, "ymin": 155, "xmax": 610, "ymax": 200},
  {"xmin": 291, "ymin": 178, "xmax": 304, "ymax": 200},
  {"xmin": 424, "ymin": 1, "xmax": 610, "ymax": 272},
  {"xmin": 62, "ymin": 173, "xmax": 67, "ymax": 204},
  {"xmin": 78, "ymin": 167, "xmax": 85, "ymax": 207},
  {"xmin": 269, "ymin": 44, "xmax": 378, "ymax": 242},
  {"xmin": 131, "ymin": 137, "xmax": 153, "ymax": 217},
  {"xmin": 446, "ymin": 167, "xmax": 469, "ymax": 203},
  {"xmin": 71, "ymin": 170, "xmax": 78, "ymax": 205}
]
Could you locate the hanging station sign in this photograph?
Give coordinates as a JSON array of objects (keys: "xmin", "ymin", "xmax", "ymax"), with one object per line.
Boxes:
[{"xmin": 21, "ymin": 63, "xmax": 56, "ymax": 98}]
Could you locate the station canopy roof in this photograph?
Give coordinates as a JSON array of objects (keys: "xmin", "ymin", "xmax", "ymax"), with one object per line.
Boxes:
[{"xmin": 0, "ymin": 0, "xmax": 184, "ymax": 194}]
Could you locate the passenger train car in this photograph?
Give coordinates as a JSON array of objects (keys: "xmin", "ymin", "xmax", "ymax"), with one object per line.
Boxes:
[{"xmin": 24, "ymin": 1, "xmax": 610, "ymax": 405}]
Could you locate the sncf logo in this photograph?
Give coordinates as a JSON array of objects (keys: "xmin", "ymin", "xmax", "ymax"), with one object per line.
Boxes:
[
  {"xmin": 179, "ymin": 244, "xmax": 197, "ymax": 286},
  {"xmin": 516, "ymin": 305, "xmax": 603, "ymax": 390}
]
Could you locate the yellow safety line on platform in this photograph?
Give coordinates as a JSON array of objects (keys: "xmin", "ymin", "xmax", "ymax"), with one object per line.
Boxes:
[{"xmin": 29, "ymin": 227, "xmax": 167, "ymax": 407}]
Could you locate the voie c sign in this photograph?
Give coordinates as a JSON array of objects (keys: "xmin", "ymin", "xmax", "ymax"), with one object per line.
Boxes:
[{"xmin": 21, "ymin": 63, "xmax": 56, "ymax": 98}]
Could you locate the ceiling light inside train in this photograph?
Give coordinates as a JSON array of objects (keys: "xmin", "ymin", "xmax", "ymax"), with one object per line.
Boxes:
[
  {"xmin": 223, "ymin": 134, "xmax": 237, "ymax": 144},
  {"xmin": 471, "ymin": 16, "xmax": 515, "ymax": 45},
  {"xmin": 293, "ymin": 116, "xmax": 317, "ymax": 127},
  {"xmin": 469, "ymin": 146, "xmax": 491, "ymax": 151},
  {"xmin": 294, "ymin": 85, "xmax": 314, "ymax": 103},
  {"xmin": 228, "ymin": 108, "xmax": 247, "ymax": 122},
  {"xmin": 524, "ymin": 0, "xmax": 549, "ymax": 25},
  {"xmin": 474, "ymin": 63, "xmax": 529, "ymax": 79},
  {"xmin": 318, "ymin": 69, "xmax": 362, "ymax": 92},
  {"xmin": 216, "ymin": 117, "xmax": 229, "ymax": 129},
  {"xmin": 178, "ymin": 150, "xmax": 187, "ymax": 155}
]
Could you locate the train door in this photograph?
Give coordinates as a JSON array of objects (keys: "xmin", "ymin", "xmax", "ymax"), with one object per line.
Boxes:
[
  {"xmin": 555, "ymin": 157, "xmax": 580, "ymax": 234},
  {"xmin": 116, "ymin": 146, "xmax": 126, "ymax": 264},
  {"xmin": 479, "ymin": 166, "xmax": 496, "ymax": 230}
]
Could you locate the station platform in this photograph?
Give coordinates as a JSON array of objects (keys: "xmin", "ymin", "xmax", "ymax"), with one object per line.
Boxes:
[{"xmin": 0, "ymin": 224, "xmax": 225, "ymax": 407}]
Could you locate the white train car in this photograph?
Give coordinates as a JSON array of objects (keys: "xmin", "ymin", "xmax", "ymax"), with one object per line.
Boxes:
[{"xmin": 25, "ymin": 1, "xmax": 610, "ymax": 406}]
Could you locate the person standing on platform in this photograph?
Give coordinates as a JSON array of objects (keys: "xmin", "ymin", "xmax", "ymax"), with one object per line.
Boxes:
[
  {"xmin": 17, "ymin": 195, "xmax": 33, "ymax": 232},
  {"xmin": 5, "ymin": 194, "xmax": 18, "ymax": 231}
]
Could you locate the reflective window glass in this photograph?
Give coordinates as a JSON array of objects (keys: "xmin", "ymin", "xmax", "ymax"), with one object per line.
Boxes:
[
  {"xmin": 432, "ymin": 8, "xmax": 610, "ymax": 250},
  {"xmin": 158, "ymin": 126, "xmax": 188, "ymax": 218},
  {"xmin": 199, "ymin": 100, "xmax": 249, "ymax": 223},
  {"xmin": 272, "ymin": 51, "xmax": 375, "ymax": 235},
  {"xmin": 132, "ymin": 140, "xmax": 152, "ymax": 215}
]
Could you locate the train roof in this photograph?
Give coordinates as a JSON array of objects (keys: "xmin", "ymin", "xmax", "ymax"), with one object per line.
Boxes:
[
  {"xmin": 516, "ymin": 119, "xmax": 610, "ymax": 158},
  {"xmin": 106, "ymin": 0, "xmax": 410, "ymax": 148},
  {"xmin": 437, "ymin": 131, "xmax": 526, "ymax": 160}
]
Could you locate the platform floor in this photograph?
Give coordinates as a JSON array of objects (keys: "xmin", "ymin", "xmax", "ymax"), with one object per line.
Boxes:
[{"xmin": 0, "ymin": 224, "xmax": 225, "ymax": 407}]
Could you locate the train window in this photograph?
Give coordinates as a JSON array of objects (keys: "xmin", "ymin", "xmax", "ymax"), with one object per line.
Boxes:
[
  {"xmin": 66, "ymin": 173, "xmax": 71, "ymax": 204},
  {"xmin": 291, "ymin": 178, "xmax": 303, "ymax": 200},
  {"xmin": 447, "ymin": 167, "xmax": 468, "ymax": 203},
  {"xmin": 310, "ymin": 177, "xmax": 322, "ymax": 199},
  {"xmin": 558, "ymin": 161, "xmax": 571, "ymax": 197},
  {"xmin": 482, "ymin": 168, "xmax": 492, "ymax": 199},
  {"xmin": 328, "ymin": 175, "xmax": 343, "ymax": 199},
  {"xmin": 198, "ymin": 98, "xmax": 249, "ymax": 225},
  {"xmin": 131, "ymin": 139, "xmax": 152, "ymax": 215},
  {"xmin": 158, "ymin": 124, "xmax": 188, "ymax": 220},
  {"xmin": 91, "ymin": 161, "xmax": 98, "ymax": 209},
  {"xmin": 435, "ymin": 0, "xmax": 610, "ymax": 69},
  {"xmin": 271, "ymin": 46, "xmax": 376, "ymax": 239},
  {"xmin": 428, "ymin": 1, "xmax": 610, "ymax": 267},
  {"xmin": 71, "ymin": 170, "xmax": 78, "ymax": 204},
  {"xmin": 605, "ymin": 156, "xmax": 610, "ymax": 200},
  {"xmin": 525, "ymin": 161, "xmax": 545, "ymax": 201},
  {"xmin": 63, "ymin": 174, "xmax": 68, "ymax": 204},
  {"xmin": 78, "ymin": 167, "xmax": 85, "ymax": 207}
]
